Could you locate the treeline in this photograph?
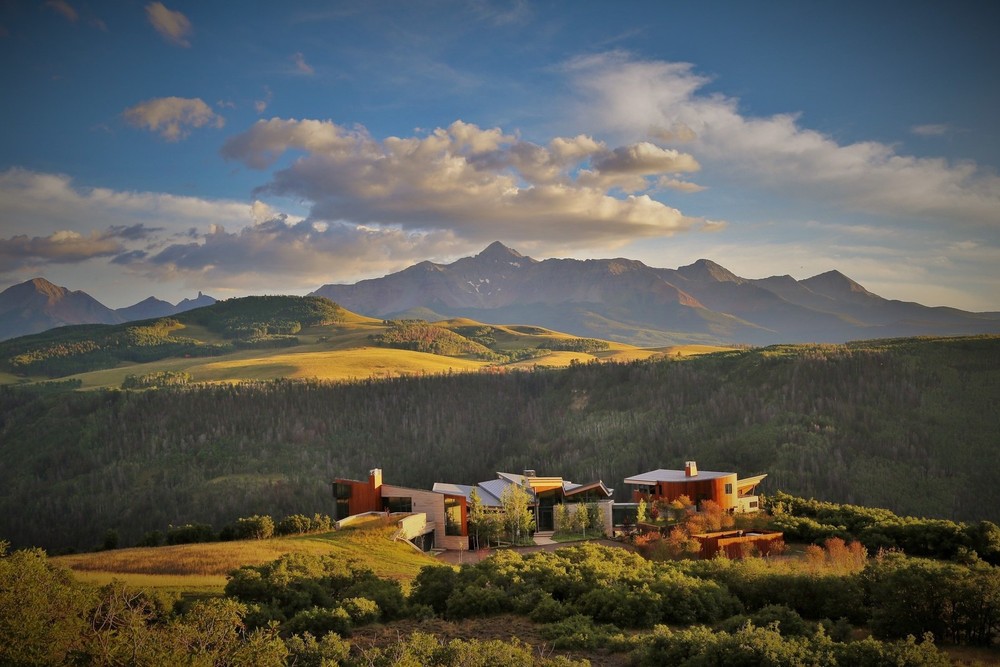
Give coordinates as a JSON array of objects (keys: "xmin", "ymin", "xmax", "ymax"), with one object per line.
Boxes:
[
  {"xmin": 0, "ymin": 320, "xmax": 225, "ymax": 377},
  {"xmin": 0, "ymin": 335, "xmax": 997, "ymax": 552},
  {"xmin": 767, "ymin": 492, "xmax": 1000, "ymax": 563},
  {"xmin": 538, "ymin": 338, "xmax": 610, "ymax": 353},
  {"xmin": 0, "ymin": 295, "xmax": 347, "ymax": 377},
  {"xmin": 2, "ymin": 540, "xmax": 969, "ymax": 665},
  {"xmin": 371, "ymin": 321, "xmax": 544, "ymax": 363}
]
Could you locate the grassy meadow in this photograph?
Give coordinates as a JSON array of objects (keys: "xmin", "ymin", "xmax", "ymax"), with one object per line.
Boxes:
[
  {"xmin": 53, "ymin": 523, "xmax": 441, "ymax": 595},
  {"xmin": 0, "ymin": 309, "xmax": 730, "ymax": 389}
]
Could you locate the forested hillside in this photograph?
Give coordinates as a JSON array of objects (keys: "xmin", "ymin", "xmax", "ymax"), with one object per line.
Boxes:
[{"xmin": 0, "ymin": 335, "xmax": 997, "ymax": 552}]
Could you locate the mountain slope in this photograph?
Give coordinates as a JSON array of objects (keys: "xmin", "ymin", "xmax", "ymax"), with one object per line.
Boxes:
[
  {"xmin": 314, "ymin": 243, "xmax": 1000, "ymax": 345},
  {"xmin": 0, "ymin": 278, "xmax": 123, "ymax": 340}
]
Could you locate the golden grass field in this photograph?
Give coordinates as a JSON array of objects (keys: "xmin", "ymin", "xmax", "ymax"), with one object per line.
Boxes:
[
  {"xmin": 2, "ymin": 316, "xmax": 734, "ymax": 389},
  {"xmin": 53, "ymin": 522, "xmax": 441, "ymax": 595}
]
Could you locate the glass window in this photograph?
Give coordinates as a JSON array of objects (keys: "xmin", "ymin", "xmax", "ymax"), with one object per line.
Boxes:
[
  {"xmin": 384, "ymin": 497, "xmax": 412, "ymax": 513},
  {"xmin": 445, "ymin": 498, "xmax": 463, "ymax": 536},
  {"xmin": 725, "ymin": 483, "xmax": 733, "ymax": 495}
]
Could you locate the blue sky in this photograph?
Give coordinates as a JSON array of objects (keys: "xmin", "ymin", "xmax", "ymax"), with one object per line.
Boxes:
[{"xmin": 1, "ymin": 1, "xmax": 997, "ymax": 311}]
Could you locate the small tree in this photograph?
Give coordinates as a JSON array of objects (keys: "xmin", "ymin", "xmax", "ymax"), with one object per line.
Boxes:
[
  {"xmin": 500, "ymin": 484, "xmax": 535, "ymax": 544},
  {"xmin": 573, "ymin": 503, "xmax": 591, "ymax": 538},
  {"xmin": 637, "ymin": 498, "xmax": 648, "ymax": 524},
  {"xmin": 468, "ymin": 489, "xmax": 485, "ymax": 550},
  {"xmin": 588, "ymin": 503, "xmax": 604, "ymax": 537},
  {"xmin": 553, "ymin": 503, "xmax": 569, "ymax": 533}
]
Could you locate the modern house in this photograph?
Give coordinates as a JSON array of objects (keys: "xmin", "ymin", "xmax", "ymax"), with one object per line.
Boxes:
[
  {"xmin": 434, "ymin": 470, "xmax": 614, "ymax": 535},
  {"xmin": 333, "ymin": 468, "xmax": 613, "ymax": 551},
  {"xmin": 623, "ymin": 461, "xmax": 767, "ymax": 513}
]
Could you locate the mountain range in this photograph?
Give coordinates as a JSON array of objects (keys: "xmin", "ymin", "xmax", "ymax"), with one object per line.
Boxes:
[
  {"xmin": 0, "ymin": 278, "xmax": 215, "ymax": 341},
  {"xmin": 312, "ymin": 242, "xmax": 1000, "ymax": 345},
  {"xmin": 3, "ymin": 243, "xmax": 998, "ymax": 345}
]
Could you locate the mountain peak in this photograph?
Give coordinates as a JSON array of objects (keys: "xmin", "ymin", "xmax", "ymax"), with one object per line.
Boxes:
[
  {"xmin": 477, "ymin": 241, "xmax": 527, "ymax": 262},
  {"xmin": 2, "ymin": 277, "xmax": 68, "ymax": 303},
  {"xmin": 803, "ymin": 270, "xmax": 874, "ymax": 297},
  {"xmin": 676, "ymin": 259, "xmax": 743, "ymax": 283}
]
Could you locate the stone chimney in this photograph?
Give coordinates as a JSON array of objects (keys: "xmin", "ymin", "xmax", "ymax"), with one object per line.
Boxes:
[{"xmin": 685, "ymin": 461, "xmax": 698, "ymax": 477}]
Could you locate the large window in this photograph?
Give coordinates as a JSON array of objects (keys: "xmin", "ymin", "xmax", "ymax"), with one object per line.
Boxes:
[
  {"xmin": 384, "ymin": 496, "xmax": 412, "ymax": 513},
  {"xmin": 334, "ymin": 483, "xmax": 353, "ymax": 520},
  {"xmin": 445, "ymin": 498, "xmax": 463, "ymax": 536}
]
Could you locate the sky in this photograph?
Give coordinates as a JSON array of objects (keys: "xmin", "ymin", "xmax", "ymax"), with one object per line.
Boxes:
[{"xmin": 0, "ymin": 1, "xmax": 998, "ymax": 311}]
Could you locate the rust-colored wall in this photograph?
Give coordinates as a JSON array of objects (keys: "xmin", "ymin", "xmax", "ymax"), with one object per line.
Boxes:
[
  {"xmin": 335, "ymin": 473, "xmax": 382, "ymax": 515},
  {"xmin": 651, "ymin": 474, "xmax": 737, "ymax": 510}
]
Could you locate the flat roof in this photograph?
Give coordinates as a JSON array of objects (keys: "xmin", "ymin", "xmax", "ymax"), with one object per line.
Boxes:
[{"xmin": 624, "ymin": 468, "xmax": 734, "ymax": 484}]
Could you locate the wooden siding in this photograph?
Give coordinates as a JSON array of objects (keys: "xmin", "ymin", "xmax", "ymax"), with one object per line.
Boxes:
[
  {"xmin": 334, "ymin": 475, "xmax": 381, "ymax": 516},
  {"xmin": 644, "ymin": 473, "xmax": 738, "ymax": 510},
  {"xmin": 692, "ymin": 530, "xmax": 784, "ymax": 559}
]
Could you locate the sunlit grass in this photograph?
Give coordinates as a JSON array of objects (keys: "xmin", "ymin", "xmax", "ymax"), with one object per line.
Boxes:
[
  {"xmin": 21, "ymin": 316, "xmax": 708, "ymax": 389},
  {"xmin": 53, "ymin": 524, "xmax": 440, "ymax": 595}
]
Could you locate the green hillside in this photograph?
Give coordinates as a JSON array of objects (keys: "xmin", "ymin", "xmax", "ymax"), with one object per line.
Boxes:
[
  {"xmin": 0, "ymin": 296, "xmax": 661, "ymax": 387},
  {"xmin": 0, "ymin": 335, "xmax": 996, "ymax": 552}
]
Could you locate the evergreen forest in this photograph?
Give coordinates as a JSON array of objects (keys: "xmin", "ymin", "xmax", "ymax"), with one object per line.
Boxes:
[{"xmin": 0, "ymin": 335, "xmax": 997, "ymax": 553}]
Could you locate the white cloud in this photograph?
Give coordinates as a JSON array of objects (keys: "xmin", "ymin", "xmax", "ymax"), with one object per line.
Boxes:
[
  {"xmin": 564, "ymin": 52, "xmax": 1000, "ymax": 228},
  {"xmin": 292, "ymin": 52, "xmax": 314, "ymax": 75},
  {"xmin": 123, "ymin": 97, "xmax": 224, "ymax": 141},
  {"xmin": 145, "ymin": 2, "xmax": 192, "ymax": 47},
  {"xmin": 0, "ymin": 168, "xmax": 258, "ymax": 239},
  {"xmin": 221, "ymin": 118, "xmax": 715, "ymax": 246},
  {"xmin": 911, "ymin": 123, "xmax": 951, "ymax": 137},
  {"xmin": 0, "ymin": 168, "xmax": 472, "ymax": 291}
]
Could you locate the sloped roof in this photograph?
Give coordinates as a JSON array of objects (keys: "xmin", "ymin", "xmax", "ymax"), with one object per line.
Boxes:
[
  {"xmin": 563, "ymin": 480, "xmax": 613, "ymax": 497},
  {"xmin": 432, "ymin": 481, "xmax": 504, "ymax": 507},
  {"xmin": 624, "ymin": 468, "xmax": 734, "ymax": 484}
]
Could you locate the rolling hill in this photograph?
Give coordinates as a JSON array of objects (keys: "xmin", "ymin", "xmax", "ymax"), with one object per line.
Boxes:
[{"xmin": 0, "ymin": 294, "xmax": 670, "ymax": 387}]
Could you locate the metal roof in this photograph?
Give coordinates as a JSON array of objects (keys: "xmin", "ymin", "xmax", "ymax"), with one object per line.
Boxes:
[{"xmin": 624, "ymin": 468, "xmax": 734, "ymax": 484}]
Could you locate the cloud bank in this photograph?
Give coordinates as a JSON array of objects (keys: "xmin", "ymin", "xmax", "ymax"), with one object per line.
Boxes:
[
  {"xmin": 564, "ymin": 52, "xmax": 1000, "ymax": 227},
  {"xmin": 221, "ymin": 118, "xmax": 712, "ymax": 246}
]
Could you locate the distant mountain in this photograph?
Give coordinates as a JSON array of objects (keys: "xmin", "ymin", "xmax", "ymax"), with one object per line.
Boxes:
[
  {"xmin": 0, "ymin": 278, "xmax": 219, "ymax": 341},
  {"xmin": 115, "ymin": 291, "xmax": 217, "ymax": 322},
  {"xmin": 0, "ymin": 278, "xmax": 123, "ymax": 341},
  {"xmin": 174, "ymin": 291, "xmax": 216, "ymax": 313},
  {"xmin": 312, "ymin": 242, "xmax": 1000, "ymax": 345},
  {"xmin": 115, "ymin": 296, "xmax": 176, "ymax": 321}
]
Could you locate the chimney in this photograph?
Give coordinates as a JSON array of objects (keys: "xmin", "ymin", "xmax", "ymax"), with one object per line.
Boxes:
[
  {"xmin": 523, "ymin": 469, "xmax": 536, "ymax": 478},
  {"xmin": 685, "ymin": 461, "xmax": 698, "ymax": 477},
  {"xmin": 369, "ymin": 468, "xmax": 383, "ymax": 491}
]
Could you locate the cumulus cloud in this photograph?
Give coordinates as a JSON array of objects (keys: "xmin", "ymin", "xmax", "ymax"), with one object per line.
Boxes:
[
  {"xmin": 0, "ymin": 230, "xmax": 123, "ymax": 270},
  {"xmin": 0, "ymin": 168, "xmax": 261, "ymax": 239},
  {"xmin": 564, "ymin": 52, "xmax": 1000, "ymax": 227},
  {"xmin": 123, "ymin": 97, "xmax": 224, "ymax": 141},
  {"xmin": 0, "ymin": 167, "xmax": 465, "ymax": 290},
  {"xmin": 292, "ymin": 52, "xmax": 314, "ymax": 75},
  {"xmin": 222, "ymin": 118, "xmax": 714, "ymax": 246},
  {"xmin": 145, "ymin": 2, "xmax": 192, "ymax": 47}
]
